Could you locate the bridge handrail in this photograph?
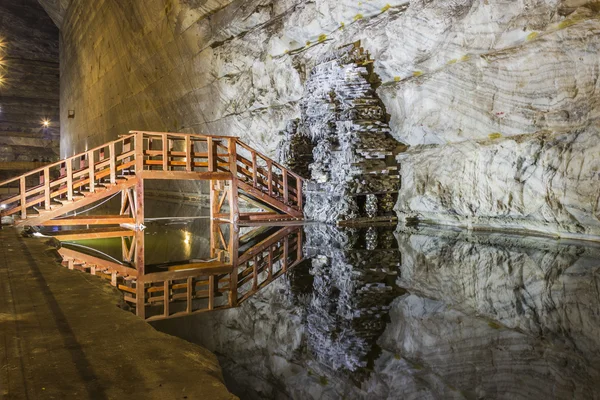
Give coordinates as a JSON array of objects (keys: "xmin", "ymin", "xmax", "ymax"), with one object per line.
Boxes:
[{"xmin": 0, "ymin": 133, "xmax": 137, "ymax": 187}]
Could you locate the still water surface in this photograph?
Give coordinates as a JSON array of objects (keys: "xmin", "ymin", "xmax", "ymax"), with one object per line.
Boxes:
[{"xmin": 45, "ymin": 200, "xmax": 600, "ymax": 400}]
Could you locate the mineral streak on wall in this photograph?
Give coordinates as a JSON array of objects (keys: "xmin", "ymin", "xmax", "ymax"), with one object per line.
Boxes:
[
  {"xmin": 0, "ymin": 0, "xmax": 59, "ymax": 168},
  {"xmin": 51, "ymin": 0, "xmax": 600, "ymax": 233}
]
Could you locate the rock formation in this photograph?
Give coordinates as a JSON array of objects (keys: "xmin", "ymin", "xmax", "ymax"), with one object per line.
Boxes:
[
  {"xmin": 49, "ymin": 0, "xmax": 600, "ymax": 233},
  {"xmin": 280, "ymin": 44, "xmax": 406, "ymax": 223}
]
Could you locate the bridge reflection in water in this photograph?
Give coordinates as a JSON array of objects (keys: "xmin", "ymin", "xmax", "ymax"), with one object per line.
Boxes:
[{"xmin": 52, "ymin": 220, "xmax": 305, "ymax": 322}]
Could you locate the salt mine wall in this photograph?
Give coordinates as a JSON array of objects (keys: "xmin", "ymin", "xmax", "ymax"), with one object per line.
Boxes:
[
  {"xmin": 0, "ymin": 0, "xmax": 59, "ymax": 165},
  {"xmin": 52, "ymin": 0, "xmax": 600, "ymax": 234}
]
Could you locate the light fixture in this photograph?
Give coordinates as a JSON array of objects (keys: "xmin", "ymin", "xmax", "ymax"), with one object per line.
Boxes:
[{"xmin": 42, "ymin": 119, "xmax": 50, "ymax": 127}]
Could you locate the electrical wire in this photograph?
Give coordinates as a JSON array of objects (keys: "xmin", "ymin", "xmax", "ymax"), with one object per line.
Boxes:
[
  {"xmin": 61, "ymin": 242, "xmax": 127, "ymax": 265},
  {"xmin": 55, "ymin": 191, "xmax": 121, "ymax": 219}
]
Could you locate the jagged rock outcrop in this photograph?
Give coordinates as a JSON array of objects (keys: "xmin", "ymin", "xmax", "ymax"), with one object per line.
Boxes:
[
  {"xmin": 280, "ymin": 44, "xmax": 405, "ymax": 223},
  {"xmin": 397, "ymin": 129, "xmax": 600, "ymax": 238}
]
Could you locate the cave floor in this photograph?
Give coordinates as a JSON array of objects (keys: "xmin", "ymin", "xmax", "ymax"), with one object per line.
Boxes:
[{"xmin": 0, "ymin": 227, "xmax": 235, "ymax": 400}]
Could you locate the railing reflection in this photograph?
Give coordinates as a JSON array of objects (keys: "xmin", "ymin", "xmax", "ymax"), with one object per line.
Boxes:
[{"xmin": 55, "ymin": 220, "xmax": 304, "ymax": 321}]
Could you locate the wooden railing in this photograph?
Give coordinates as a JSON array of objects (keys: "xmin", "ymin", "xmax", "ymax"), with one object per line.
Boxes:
[
  {"xmin": 235, "ymin": 226, "xmax": 303, "ymax": 305},
  {"xmin": 0, "ymin": 131, "xmax": 304, "ymax": 222},
  {"xmin": 0, "ymin": 134, "xmax": 137, "ymax": 219},
  {"xmin": 57, "ymin": 224, "xmax": 305, "ymax": 321},
  {"xmin": 233, "ymin": 140, "xmax": 303, "ymax": 213}
]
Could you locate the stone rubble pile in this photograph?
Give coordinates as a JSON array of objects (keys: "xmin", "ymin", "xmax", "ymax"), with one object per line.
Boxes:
[{"xmin": 279, "ymin": 43, "xmax": 407, "ymax": 223}]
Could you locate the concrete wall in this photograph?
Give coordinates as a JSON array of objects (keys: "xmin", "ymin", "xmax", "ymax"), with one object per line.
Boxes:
[{"xmin": 0, "ymin": 0, "xmax": 59, "ymax": 167}]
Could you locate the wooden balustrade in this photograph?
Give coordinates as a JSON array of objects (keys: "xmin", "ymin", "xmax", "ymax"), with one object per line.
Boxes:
[{"xmin": 1, "ymin": 131, "xmax": 304, "ymax": 225}]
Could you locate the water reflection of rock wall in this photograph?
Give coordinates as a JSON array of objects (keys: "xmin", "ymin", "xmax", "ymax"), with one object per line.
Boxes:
[
  {"xmin": 303, "ymin": 225, "xmax": 402, "ymax": 381},
  {"xmin": 154, "ymin": 227, "xmax": 600, "ymax": 400},
  {"xmin": 396, "ymin": 228, "xmax": 600, "ymax": 366}
]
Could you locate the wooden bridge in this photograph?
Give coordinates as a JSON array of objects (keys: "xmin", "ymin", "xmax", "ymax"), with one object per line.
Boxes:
[
  {"xmin": 54, "ymin": 222, "xmax": 305, "ymax": 322},
  {"xmin": 0, "ymin": 131, "xmax": 304, "ymax": 227}
]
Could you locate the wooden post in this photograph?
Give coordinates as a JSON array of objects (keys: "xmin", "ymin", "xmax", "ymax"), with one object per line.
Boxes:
[
  {"xmin": 228, "ymin": 224, "xmax": 239, "ymax": 307},
  {"xmin": 185, "ymin": 136, "xmax": 192, "ymax": 172},
  {"xmin": 228, "ymin": 138, "xmax": 239, "ymax": 225},
  {"xmin": 134, "ymin": 132, "xmax": 145, "ymax": 231},
  {"xmin": 208, "ymin": 275, "xmax": 215, "ymax": 310},
  {"xmin": 111, "ymin": 271, "xmax": 117, "ymax": 287},
  {"xmin": 161, "ymin": 133, "xmax": 168, "ymax": 171},
  {"xmin": 66, "ymin": 160, "xmax": 73, "ymax": 201},
  {"xmin": 88, "ymin": 150, "xmax": 95, "ymax": 193},
  {"xmin": 44, "ymin": 168, "xmax": 50, "ymax": 210},
  {"xmin": 267, "ymin": 160, "xmax": 273, "ymax": 197},
  {"xmin": 134, "ymin": 229, "xmax": 145, "ymax": 319},
  {"xmin": 251, "ymin": 151, "xmax": 257, "ymax": 188},
  {"xmin": 136, "ymin": 280, "xmax": 146, "ymax": 320},
  {"xmin": 207, "ymin": 137, "xmax": 215, "ymax": 172},
  {"xmin": 19, "ymin": 176, "xmax": 26, "ymax": 219},
  {"xmin": 163, "ymin": 280, "xmax": 170, "ymax": 317},
  {"xmin": 186, "ymin": 277, "xmax": 193, "ymax": 314},
  {"xmin": 283, "ymin": 169, "xmax": 289, "ymax": 204},
  {"xmin": 119, "ymin": 190, "xmax": 128, "ymax": 215},
  {"xmin": 297, "ymin": 230, "xmax": 303, "ymax": 261},
  {"xmin": 283, "ymin": 236, "xmax": 289, "ymax": 272},
  {"xmin": 268, "ymin": 246, "xmax": 273, "ymax": 280},
  {"xmin": 252, "ymin": 256, "xmax": 258, "ymax": 290},
  {"xmin": 109, "ymin": 142, "xmax": 116, "ymax": 184},
  {"xmin": 296, "ymin": 177, "xmax": 303, "ymax": 210}
]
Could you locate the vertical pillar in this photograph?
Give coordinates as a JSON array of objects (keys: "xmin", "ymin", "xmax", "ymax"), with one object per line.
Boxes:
[
  {"xmin": 66, "ymin": 160, "xmax": 73, "ymax": 201},
  {"xmin": 228, "ymin": 223, "xmax": 239, "ymax": 307},
  {"xmin": 44, "ymin": 168, "xmax": 50, "ymax": 210},
  {"xmin": 19, "ymin": 177, "xmax": 26, "ymax": 219},
  {"xmin": 134, "ymin": 229, "xmax": 146, "ymax": 320},
  {"xmin": 228, "ymin": 138, "xmax": 239, "ymax": 225},
  {"xmin": 87, "ymin": 150, "xmax": 95, "ymax": 193}
]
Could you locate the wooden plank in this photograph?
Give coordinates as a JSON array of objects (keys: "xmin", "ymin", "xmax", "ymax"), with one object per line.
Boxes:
[
  {"xmin": 66, "ymin": 161, "xmax": 74, "ymax": 201},
  {"xmin": 208, "ymin": 275, "xmax": 215, "ymax": 310},
  {"xmin": 283, "ymin": 169, "xmax": 289, "ymax": 204},
  {"xmin": 138, "ymin": 265, "xmax": 234, "ymax": 283},
  {"xmin": 207, "ymin": 137, "xmax": 215, "ymax": 172},
  {"xmin": 40, "ymin": 215, "xmax": 135, "ymax": 226},
  {"xmin": 186, "ymin": 277, "xmax": 193, "ymax": 313},
  {"xmin": 50, "ymin": 228, "xmax": 134, "ymax": 240},
  {"xmin": 185, "ymin": 136, "xmax": 192, "ymax": 172},
  {"xmin": 88, "ymin": 150, "xmax": 95, "ymax": 193},
  {"xmin": 236, "ymin": 181, "xmax": 303, "ymax": 218},
  {"xmin": 251, "ymin": 151, "xmax": 258, "ymax": 187},
  {"xmin": 161, "ymin": 133, "xmax": 168, "ymax": 171},
  {"xmin": 19, "ymin": 177, "xmax": 26, "ymax": 219},
  {"xmin": 164, "ymin": 281, "xmax": 170, "ymax": 317},
  {"xmin": 283, "ymin": 236, "xmax": 289, "ymax": 272},
  {"xmin": 58, "ymin": 247, "xmax": 138, "ymax": 277},
  {"xmin": 229, "ymin": 138, "xmax": 239, "ymax": 224},
  {"xmin": 44, "ymin": 168, "xmax": 51, "ymax": 210},
  {"xmin": 139, "ymin": 170, "xmax": 232, "ymax": 181},
  {"xmin": 109, "ymin": 142, "xmax": 116, "ymax": 184}
]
